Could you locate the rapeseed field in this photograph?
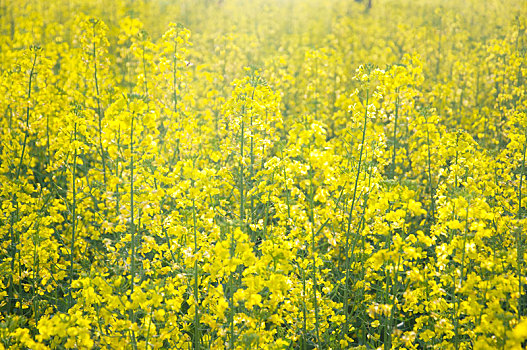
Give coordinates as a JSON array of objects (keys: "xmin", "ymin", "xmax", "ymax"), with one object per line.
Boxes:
[{"xmin": 1, "ymin": 0, "xmax": 527, "ymax": 348}]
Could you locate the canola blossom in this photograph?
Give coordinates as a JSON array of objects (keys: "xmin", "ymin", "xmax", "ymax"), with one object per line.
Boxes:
[{"xmin": 0, "ymin": 0, "xmax": 526, "ymax": 349}]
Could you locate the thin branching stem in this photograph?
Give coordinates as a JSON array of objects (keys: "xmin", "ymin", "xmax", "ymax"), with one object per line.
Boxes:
[{"xmin": 343, "ymin": 88, "xmax": 369, "ymax": 337}]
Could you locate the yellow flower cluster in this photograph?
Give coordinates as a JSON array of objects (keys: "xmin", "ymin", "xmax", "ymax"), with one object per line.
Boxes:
[{"xmin": 1, "ymin": 0, "xmax": 526, "ymax": 349}]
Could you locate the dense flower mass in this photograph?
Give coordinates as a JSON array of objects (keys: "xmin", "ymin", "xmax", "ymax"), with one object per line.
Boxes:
[{"xmin": 0, "ymin": 0, "xmax": 526, "ymax": 349}]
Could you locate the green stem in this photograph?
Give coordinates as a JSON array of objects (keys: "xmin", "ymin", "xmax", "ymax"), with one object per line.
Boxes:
[
  {"xmin": 8, "ymin": 50, "xmax": 38, "ymax": 313},
  {"xmin": 93, "ymin": 24, "xmax": 107, "ymax": 188},
  {"xmin": 454, "ymin": 204, "xmax": 470, "ymax": 349},
  {"xmin": 519, "ymin": 131, "xmax": 526, "ymax": 219},
  {"xmin": 172, "ymin": 41, "xmax": 181, "ymax": 161},
  {"xmin": 301, "ymin": 265, "xmax": 307, "ymax": 350},
  {"xmin": 142, "ymin": 41, "xmax": 149, "ymax": 97},
  {"xmin": 129, "ymin": 111, "xmax": 137, "ymax": 350},
  {"xmin": 240, "ymin": 119, "xmax": 245, "ymax": 232},
  {"xmin": 16, "ymin": 50, "xmax": 38, "ymax": 179},
  {"xmin": 69, "ymin": 123, "xmax": 78, "ymax": 307},
  {"xmin": 455, "ymin": 132, "xmax": 460, "ymax": 189},
  {"xmin": 308, "ymin": 177, "xmax": 320, "ymax": 348},
  {"xmin": 249, "ymin": 114, "xmax": 255, "ymax": 242},
  {"xmin": 343, "ymin": 89, "xmax": 369, "ymax": 337},
  {"xmin": 517, "ymin": 129, "xmax": 526, "ymax": 321},
  {"xmin": 173, "ymin": 41, "xmax": 178, "ymax": 113},
  {"xmin": 391, "ymin": 91, "xmax": 399, "ymax": 179},
  {"xmin": 426, "ymin": 113, "xmax": 435, "ymax": 223},
  {"xmin": 229, "ymin": 221, "xmax": 236, "ymax": 349},
  {"xmin": 192, "ymin": 194, "xmax": 200, "ymax": 349},
  {"xmin": 130, "ymin": 113, "xmax": 135, "ymax": 294},
  {"xmin": 145, "ymin": 307, "xmax": 153, "ymax": 350},
  {"xmin": 281, "ymin": 151, "xmax": 292, "ymax": 222}
]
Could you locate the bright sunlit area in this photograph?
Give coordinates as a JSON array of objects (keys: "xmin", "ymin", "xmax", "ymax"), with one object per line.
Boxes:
[{"xmin": 1, "ymin": 0, "xmax": 527, "ymax": 349}]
